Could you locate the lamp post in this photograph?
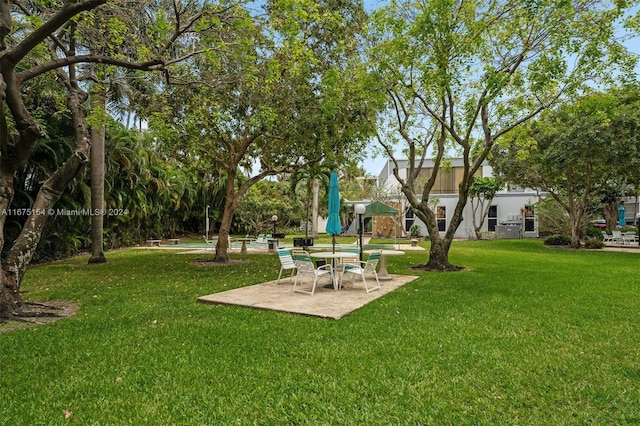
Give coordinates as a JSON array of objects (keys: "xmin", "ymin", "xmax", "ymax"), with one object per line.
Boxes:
[
  {"xmin": 355, "ymin": 204, "xmax": 365, "ymax": 261},
  {"xmin": 270, "ymin": 215, "xmax": 278, "ymax": 252},
  {"xmin": 205, "ymin": 205, "xmax": 210, "ymax": 241},
  {"xmin": 272, "ymin": 214, "xmax": 278, "ymax": 236}
]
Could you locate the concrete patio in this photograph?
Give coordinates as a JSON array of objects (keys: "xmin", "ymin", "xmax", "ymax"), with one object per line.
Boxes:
[{"xmin": 198, "ymin": 274, "xmax": 419, "ymax": 319}]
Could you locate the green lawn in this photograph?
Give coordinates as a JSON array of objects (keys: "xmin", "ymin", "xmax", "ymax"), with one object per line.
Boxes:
[{"xmin": 2, "ymin": 240, "xmax": 639, "ymax": 424}]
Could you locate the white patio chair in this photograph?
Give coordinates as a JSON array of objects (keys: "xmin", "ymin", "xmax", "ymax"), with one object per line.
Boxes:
[
  {"xmin": 341, "ymin": 249, "xmax": 382, "ymax": 294},
  {"xmin": 202, "ymin": 235, "xmax": 216, "ymax": 251},
  {"xmin": 334, "ymin": 247, "xmax": 361, "ymax": 276},
  {"xmin": 611, "ymin": 230, "xmax": 623, "ymax": 244},
  {"xmin": 601, "ymin": 231, "xmax": 615, "ymax": 244},
  {"xmin": 276, "ymin": 249, "xmax": 297, "ymax": 284},
  {"xmin": 623, "ymin": 232, "xmax": 638, "ymax": 245},
  {"xmin": 250, "ymin": 234, "xmax": 268, "ymax": 249},
  {"xmin": 291, "ymin": 250, "xmax": 333, "ymax": 296}
]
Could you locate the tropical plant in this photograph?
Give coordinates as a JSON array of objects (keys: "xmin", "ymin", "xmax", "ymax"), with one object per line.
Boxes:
[{"xmin": 409, "ymin": 224, "xmax": 422, "ymax": 238}]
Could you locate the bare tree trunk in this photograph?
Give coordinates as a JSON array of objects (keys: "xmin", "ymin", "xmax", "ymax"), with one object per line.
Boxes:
[
  {"xmin": 214, "ymin": 170, "xmax": 240, "ymax": 262},
  {"xmin": 215, "ymin": 211, "xmax": 232, "ymax": 262},
  {"xmin": 7, "ymin": 86, "xmax": 89, "ymax": 263},
  {"xmin": 88, "ymin": 109, "xmax": 106, "ymax": 264},
  {"xmin": 603, "ymin": 201, "xmax": 617, "ymax": 230},
  {"xmin": 425, "ymin": 238, "xmax": 453, "ymax": 270},
  {"xmin": 0, "ymin": 172, "xmax": 20, "ymax": 318}
]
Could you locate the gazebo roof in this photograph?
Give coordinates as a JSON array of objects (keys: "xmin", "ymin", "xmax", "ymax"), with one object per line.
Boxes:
[{"xmin": 364, "ymin": 201, "xmax": 398, "ymax": 217}]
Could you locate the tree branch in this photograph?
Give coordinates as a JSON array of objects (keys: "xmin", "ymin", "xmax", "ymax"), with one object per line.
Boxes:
[
  {"xmin": 3, "ymin": 0, "xmax": 106, "ymax": 67},
  {"xmin": 18, "ymin": 55, "xmax": 164, "ymax": 82}
]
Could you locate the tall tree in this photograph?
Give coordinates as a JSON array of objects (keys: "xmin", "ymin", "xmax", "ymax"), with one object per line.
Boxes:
[
  {"xmin": 149, "ymin": 0, "xmax": 374, "ymax": 262},
  {"xmin": 492, "ymin": 88, "xmax": 640, "ymax": 248},
  {"xmin": 366, "ymin": 0, "xmax": 637, "ymax": 270},
  {"xmin": 0, "ymin": 0, "xmax": 231, "ymax": 320}
]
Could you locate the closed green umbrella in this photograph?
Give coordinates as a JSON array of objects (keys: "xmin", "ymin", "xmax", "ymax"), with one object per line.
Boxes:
[
  {"xmin": 326, "ymin": 171, "xmax": 341, "ymax": 253},
  {"xmin": 618, "ymin": 202, "xmax": 626, "ymax": 226}
]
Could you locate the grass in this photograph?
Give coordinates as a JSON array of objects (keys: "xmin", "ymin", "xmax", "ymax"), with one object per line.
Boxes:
[{"xmin": 1, "ymin": 240, "xmax": 640, "ymax": 424}]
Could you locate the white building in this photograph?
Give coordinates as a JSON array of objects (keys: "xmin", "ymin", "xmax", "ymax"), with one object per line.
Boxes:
[{"xmin": 377, "ymin": 158, "xmax": 540, "ymax": 239}]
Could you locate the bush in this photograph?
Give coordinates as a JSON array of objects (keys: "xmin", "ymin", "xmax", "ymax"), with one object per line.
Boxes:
[
  {"xmin": 619, "ymin": 225, "xmax": 638, "ymax": 234},
  {"xmin": 544, "ymin": 234, "xmax": 572, "ymax": 246},
  {"xmin": 409, "ymin": 224, "xmax": 422, "ymax": 238},
  {"xmin": 584, "ymin": 237, "xmax": 604, "ymax": 249},
  {"xmin": 584, "ymin": 225, "xmax": 603, "ymax": 239}
]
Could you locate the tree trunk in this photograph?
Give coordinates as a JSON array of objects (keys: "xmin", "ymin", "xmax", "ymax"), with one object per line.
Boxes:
[
  {"xmin": 411, "ymin": 194, "xmax": 467, "ymax": 271},
  {"xmin": 88, "ymin": 118, "xmax": 106, "ymax": 264},
  {"xmin": 570, "ymin": 221, "xmax": 582, "ymax": 248},
  {"xmin": 0, "ymin": 0, "xmax": 11, "ymax": 51},
  {"xmin": 214, "ymin": 170, "xmax": 240, "ymax": 263},
  {"xmin": 0, "ymin": 85, "xmax": 90, "ymax": 319},
  {"xmin": 425, "ymin": 237, "xmax": 454, "ymax": 270},
  {"xmin": 0, "ymin": 173, "xmax": 20, "ymax": 319},
  {"xmin": 603, "ymin": 201, "xmax": 617, "ymax": 230},
  {"xmin": 2, "ymin": 147, "xmax": 89, "ymax": 317},
  {"xmin": 214, "ymin": 206, "xmax": 232, "ymax": 262},
  {"xmin": 0, "ymin": 273, "xmax": 21, "ymax": 318},
  {"xmin": 569, "ymin": 210, "xmax": 582, "ymax": 248}
]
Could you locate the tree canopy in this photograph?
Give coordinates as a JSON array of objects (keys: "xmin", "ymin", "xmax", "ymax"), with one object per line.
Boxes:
[
  {"xmin": 0, "ymin": 0, "xmax": 238, "ymax": 318},
  {"xmin": 492, "ymin": 86, "xmax": 640, "ymax": 247},
  {"xmin": 148, "ymin": 0, "xmax": 376, "ymax": 261},
  {"xmin": 365, "ymin": 0, "xmax": 638, "ymax": 269}
]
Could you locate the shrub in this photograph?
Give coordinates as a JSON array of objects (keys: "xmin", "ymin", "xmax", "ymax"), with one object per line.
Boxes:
[
  {"xmin": 584, "ymin": 237, "xmax": 605, "ymax": 249},
  {"xmin": 584, "ymin": 225, "xmax": 603, "ymax": 239},
  {"xmin": 619, "ymin": 225, "xmax": 638, "ymax": 234},
  {"xmin": 544, "ymin": 234, "xmax": 572, "ymax": 246}
]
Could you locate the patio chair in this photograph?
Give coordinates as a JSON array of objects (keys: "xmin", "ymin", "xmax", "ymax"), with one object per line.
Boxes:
[
  {"xmin": 623, "ymin": 232, "xmax": 638, "ymax": 245},
  {"xmin": 341, "ymin": 249, "xmax": 382, "ymax": 294},
  {"xmin": 335, "ymin": 247, "xmax": 361, "ymax": 275},
  {"xmin": 250, "ymin": 234, "xmax": 269, "ymax": 249},
  {"xmin": 611, "ymin": 230, "xmax": 623, "ymax": 244},
  {"xmin": 291, "ymin": 249, "xmax": 333, "ymax": 296},
  {"xmin": 276, "ymin": 249, "xmax": 297, "ymax": 284},
  {"xmin": 202, "ymin": 235, "xmax": 216, "ymax": 250},
  {"xmin": 601, "ymin": 231, "xmax": 615, "ymax": 244}
]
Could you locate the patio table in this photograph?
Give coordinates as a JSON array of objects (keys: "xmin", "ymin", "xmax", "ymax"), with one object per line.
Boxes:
[
  {"xmin": 236, "ymin": 237, "xmax": 254, "ymax": 254},
  {"xmin": 310, "ymin": 251, "xmax": 358, "ymax": 290}
]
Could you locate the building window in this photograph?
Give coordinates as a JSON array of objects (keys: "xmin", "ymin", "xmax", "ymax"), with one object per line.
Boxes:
[
  {"xmin": 524, "ymin": 205, "xmax": 535, "ymax": 232},
  {"xmin": 437, "ymin": 206, "xmax": 446, "ymax": 232},
  {"xmin": 405, "ymin": 207, "xmax": 414, "ymax": 232},
  {"xmin": 488, "ymin": 205, "xmax": 497, "ymax": 232}
]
